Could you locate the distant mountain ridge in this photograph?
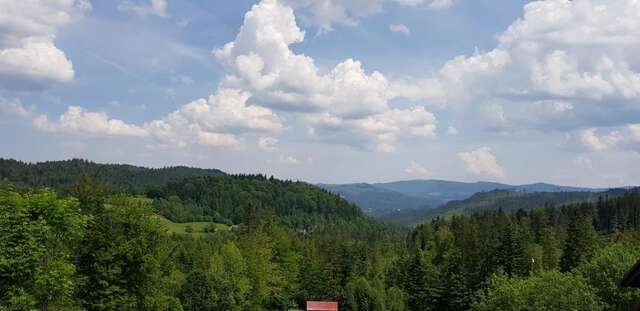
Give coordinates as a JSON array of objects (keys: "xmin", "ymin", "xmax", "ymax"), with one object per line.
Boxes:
[
  {"xmin": 374, "ymin": 180, "xmax": 602, "ymax": 201},
  {"xmin": 318, "ymin": 183, "xmax": 440, "ymax": 217},
  {"xmin": 320, "ymin": 179, "xmax": 604, "ymax": 218},
  {"xmin": 384, "ymin": 187, "xmax": 635, "ymax": 226}
]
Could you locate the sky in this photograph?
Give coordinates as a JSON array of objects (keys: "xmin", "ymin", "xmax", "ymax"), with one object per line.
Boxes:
[{"xmin": 1, "ymin": 0, "xmax": 640, "ymax": 188}]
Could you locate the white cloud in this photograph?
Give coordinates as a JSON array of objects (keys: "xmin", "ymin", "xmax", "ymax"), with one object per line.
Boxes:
[
  {"xmin": 0, "ymin": 0, "xmax": 90, "ymax": 45},
  {"xmin": 579, "ymin": 125, "xmax": 640, "ymax": 153},
  {"xmin": 144, "ymin": 88, "xmax": 283, "ymax": 148},
  {"xmin": 309, "ymin": 106, "xmax": 437, "ymax": 152},
  {"xmin": 393, "ymin": 0, "xmax": 455, "ymax": 10},
  {"xmin": 389, "ymin": 24, "xmax": 410, "ymax": 36},
  {"xmin": 8, "ymin": 88, "xmax": 283, "ymax": 149},
  {"xmin": 580, "ymin": 129, "xmax": 612, "ymax": 151},
  {"xmin": 394, "ymin": 0, "xmax": 640, "ymax": 133},
  {"xmin": 447, "ymin": 126, "xmax": 458, "ymax": 135},
  {"xmin": 215, "ymin": 0, "xmax": 438, "ymax": 151},
  {"xmin": 33, "ymin": 106, "xmax": 148, "ymax": 137},
  {"xmin": 214, "ymin": 1, "xmax": 391, "ymax": 118},
  {"xmin": 0, "ymin": 37, "xmax": 75, "ymax": 85},
  {"xmin": 0, "ymin": 97, "xmax": 32, "ymax": 118},
  {"xmin": 118, "ymin": 0, "xmax": 168, "ymax": 18},
  {"xmin": 259, "ymin": 136, "xmax": 280, "ymax": 152},
  {"xmin": 279, "ymin": 154, "xmax": 300, "ymax": 165},
  {"xmin": 405, "ymin": 161, "xmax": 429, "ymax": 175},
  {"xmin": 0, "ymin": 0, "xmax": 89, "ymax": 89},
  {"xmin": 4, "ymin": 0, "xmax": 438, "ymax": 153},
  {"xmin": 481, "ymin": 103, "xmax": 509, "ymax": 130},
  {"xmin": 458, "ymin": 147, "xmax": 505, "ymax": 179},
  {"xmin": 282, "ymin": 0, "xmax": 383, "ymax": 32},
  {"xmin": 390, "ymin": 78, "xmax": 448, "ymax": 107}
]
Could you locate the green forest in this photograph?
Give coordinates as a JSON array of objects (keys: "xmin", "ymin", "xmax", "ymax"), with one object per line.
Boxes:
[{"xmin": 1, "ymin": 159, "xmax": 640, "ymax": 310}]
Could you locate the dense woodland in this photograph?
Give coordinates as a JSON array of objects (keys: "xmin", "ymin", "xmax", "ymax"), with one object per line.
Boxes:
[
  {"xmin": 1, "ymin": 159, "xmax": 640, "ymax": 310},
  {"xmin": 0, "ymin": 159, "xmax": 223, "ymax": 194}
]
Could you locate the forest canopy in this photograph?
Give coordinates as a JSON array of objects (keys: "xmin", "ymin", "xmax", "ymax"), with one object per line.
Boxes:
[{"xmin": 1, "ymin": 159, "xmax": 640, "ymax": 310}]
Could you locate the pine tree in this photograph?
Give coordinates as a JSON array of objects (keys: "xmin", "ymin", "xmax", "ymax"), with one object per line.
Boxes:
[
  {"xmin": 561, "ymin": 213, "xmax": 598, "ymax": 272},
  {"xmin": 541, "ymin": 228, "xmax": 561, "ymax": 270}
]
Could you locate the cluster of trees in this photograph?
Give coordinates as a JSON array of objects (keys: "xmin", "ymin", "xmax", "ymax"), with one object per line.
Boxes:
[
  {"xmin": 391, "ymin": 195, "xmax": 640, "ymax": 310},
  {"xmin": 0, "ymin": 183, "xmax": 398, "ymax": 310},
  {"xmin": 1, "ymin": 159, "xmax": 640, "ymax": 310}
]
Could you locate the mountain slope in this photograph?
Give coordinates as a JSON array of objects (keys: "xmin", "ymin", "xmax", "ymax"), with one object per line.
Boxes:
[{"xmin": 319, "ymin": 183, "xmax": 438, "ymax": 216}]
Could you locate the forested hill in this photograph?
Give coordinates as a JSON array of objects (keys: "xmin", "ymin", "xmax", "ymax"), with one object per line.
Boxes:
[
  {"xmin": 150, "ymin": 175, "xmax": 364, "ymax": 227},
  {"xmin": 0, "ymin": 158, "xmax": 366, "ymax": 229},
  {"xmin": 0, "ymin": 158, "xmax": 224, "ymax": 193},
  {"xmin": 385, "ymin": 188, "xmax": 631, "ymax": 226}
]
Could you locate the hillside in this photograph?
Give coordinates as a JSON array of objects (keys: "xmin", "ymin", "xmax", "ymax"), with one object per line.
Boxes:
[
  {"xmin": 151, "ymin": 175, "xmax": 364, "ymax": 227},
  {"xmin": 318, "ymin": 183, "xmax": 439, "ymax": 216},
  {"xmin": 0, "ymin": 158, "xmax": 367, "ymax": 229},
  {"xmin": 0, "ymin": 158, "xmax": 224, "ymax": 193},
  {"xmin": 385, "ymin": 188, "xmax": 630, "ymax": 226}
]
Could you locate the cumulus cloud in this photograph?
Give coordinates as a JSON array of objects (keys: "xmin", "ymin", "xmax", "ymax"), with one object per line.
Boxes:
[
  {"xmin": 143, "ymin": 88, "xmax": 282, "ymax": 148},
  {"xmin": 389, "ymin": 24, "xmax": 410, "ymax": 36},
  {"xmin": 258, "ymin": 136, "xmax": 280, "ymax": 152},
  {"xmin": 34, "ymin": 106, "xmax": 148, "ymax": 137},
  {"xmin": 0, "ymin": 37, "xmax": 75, "ymax": 86},
  {"xmin": 579, "ymin": 125, "xmax": 640, "ymax": 153},
  {"xmin": 580, "ymin": 129, "xmax": 612, "ymax": 151},
  {"xmin": 0, "ymin": 0, "xmax": 89, "ymax": 89},
  {"xmin": 458, "ymin": 147, "xmax": 505, "ymax": 179},
  {"xmin": 7, "ymin": 88, "xmax": 283, "ymax": 149},
  {"xmin": 309, "ymin": 106, "xmax": 437, "ymax": 152},
  {"xmin": 149, "ymin": 88, "xmax": 283, "ymax": 135},
  {"xmin": 0, "ymin": 0, "xmax": 90, "ymax": 44},
  {"xmin": 214, "ymin": 0, "xmax": 390, "ymax": 118},
  {"xmin": 215, "ymin": 0, "xmax": 438, "ymax": 151},
  {"xmin": 394, "ymin": 0, "xmax": 640, "ymax": 133},
  {"xmin": 118, "ymin": 0, "xmax": 168, "ymax": 18},
  {"xmin": 405, "ymin": 161, "xmax": 429, "ymax": 175},
  {"xmin": 6, "ymin": 0, "xmax": 442, "ymax": 153}
]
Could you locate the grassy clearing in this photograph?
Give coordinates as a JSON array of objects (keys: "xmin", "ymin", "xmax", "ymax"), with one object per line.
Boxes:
[{"xmin": 157, "ymin": 216, "xmax": 230, "ymax": 236}]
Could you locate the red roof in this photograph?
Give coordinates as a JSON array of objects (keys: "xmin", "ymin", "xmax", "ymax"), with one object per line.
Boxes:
[{"xmin": 306, "ymin": 301, "xmax": 338, "ymax": 311}]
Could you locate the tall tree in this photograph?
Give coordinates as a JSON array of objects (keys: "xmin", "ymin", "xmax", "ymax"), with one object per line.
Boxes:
[
  {"xmin": 0, "ymin": 189, "xmax": 88, "ymax": 310},
  {"xmin": 561, "ymin": 212, "xmax": 598, "ymax": 272}
]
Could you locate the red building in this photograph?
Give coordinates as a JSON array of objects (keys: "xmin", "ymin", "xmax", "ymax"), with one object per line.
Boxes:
[{"xmin": 306, "ymin": 301, "xmax": 338, "ymax": 311}]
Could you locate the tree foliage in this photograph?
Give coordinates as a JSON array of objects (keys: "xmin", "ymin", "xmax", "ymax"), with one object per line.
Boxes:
[{"xmin": 2, "ymin": 160, "xmax": 640, "ymax": 310}]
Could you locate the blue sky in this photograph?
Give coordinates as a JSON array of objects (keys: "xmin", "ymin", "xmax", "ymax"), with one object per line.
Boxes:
[{"xmin": 1, "ymin": 0, "xmax": 640, "ymax": 187}]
